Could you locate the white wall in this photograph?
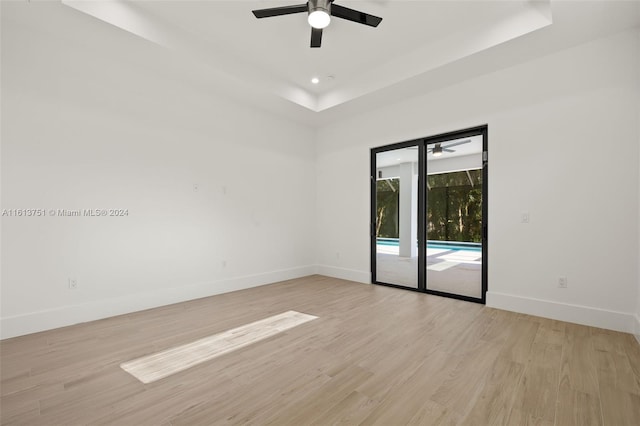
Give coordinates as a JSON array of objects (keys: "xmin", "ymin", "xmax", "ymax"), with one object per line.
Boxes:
[
  {"xmin": 0, "ymin": 8, "xmax": 316, "ymax": 338},
  {"xmin": 316, "ymin": 29, "xmax": 640, "ymax": 333}
]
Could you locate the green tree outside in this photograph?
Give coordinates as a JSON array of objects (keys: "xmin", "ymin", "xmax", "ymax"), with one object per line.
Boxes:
[{"xmin": 376, "ymin": 169, "xmax": 482, "ymax": 242}]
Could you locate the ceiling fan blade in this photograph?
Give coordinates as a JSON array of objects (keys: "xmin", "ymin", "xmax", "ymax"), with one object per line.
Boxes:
[
  {"xmin": 442, "ymin": 139, "xmax": 471, "ymax": 149},
  {"xmin": 310, "ymin": 27, "xmax": 323, "ymax": 48},
  {"xmin": 443, "ymin": 149, "xmax": 455, "ymax": 152},
  {"xmin": 252, "ymin": 4, "xmax": 308, "ymax": 18},
  {"xmin": 331, "ymin": 4, "xmax": 382, "ymax": 27},
  {"xmin": 427, "ymin": 149, "xmax": 433, "ymax": 153}
]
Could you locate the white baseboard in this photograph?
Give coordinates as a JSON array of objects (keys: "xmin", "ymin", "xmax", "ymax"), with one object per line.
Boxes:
[
  {"xmin": 0, "ymin": 265, "xmax": 316, "ymax": 340},
  {"xmin": 316, "ymin": 264, "xmax": 370, "ymax": 284},
  {"xmin": 487, "ymin": 291, "xmax": 637, "ymax": 334},
  {"xmin": 5, "ymin": 270, "xmax": 636, "ymax": 342}
]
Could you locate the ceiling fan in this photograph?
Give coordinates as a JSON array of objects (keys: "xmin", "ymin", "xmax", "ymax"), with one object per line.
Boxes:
[
  {"xmin": 252, "ymin": 0, "xmax": 383, "ymax": 48},
  {"xmin": 427, "ymin": 139, "xmax": 471, "ymax": 157}
]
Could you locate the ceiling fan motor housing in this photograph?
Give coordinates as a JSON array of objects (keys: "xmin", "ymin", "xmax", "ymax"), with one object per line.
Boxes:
[{"xmin": 308, "ymin": 0, "xmax": 331, "ymax": 16}]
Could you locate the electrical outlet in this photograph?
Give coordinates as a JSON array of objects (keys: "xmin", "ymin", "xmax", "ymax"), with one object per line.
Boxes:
[
  {"xmin": 558, "ymin": 276, "xmax": 567, "ymax": 288},
  {"xmin": 68, "ymin": 278, "xmax": 78, "ymax": 290},
  {"xmin": 521, "ymin": 212, "xmax": 530, "ymax": 223}
]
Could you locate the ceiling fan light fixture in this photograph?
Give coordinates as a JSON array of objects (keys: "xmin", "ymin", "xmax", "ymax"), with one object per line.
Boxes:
[
  {"xmin": 432, "ymin": 145, "xmax": 443, "ymax": 157},
  {"xmin": 252, "ymin": 0, "xmax": 382, "ymax": 48},
  {"xmin": 308, "ymin": 0, "xmax": 331, "ymax": 29},
  {"xmin": 308, "ymin": 10, "xmax": 330, "ymax": 28}
]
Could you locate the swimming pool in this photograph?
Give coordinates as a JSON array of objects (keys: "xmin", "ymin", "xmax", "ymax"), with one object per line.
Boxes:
[{"xmin": 376, "ymin": 238, "xmax": 482, "ymax": 252}]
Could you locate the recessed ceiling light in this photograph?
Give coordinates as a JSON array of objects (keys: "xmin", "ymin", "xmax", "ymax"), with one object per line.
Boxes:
[{"xmin": 311, "ymin": 77, "xmax": 320, "ymax": 84}]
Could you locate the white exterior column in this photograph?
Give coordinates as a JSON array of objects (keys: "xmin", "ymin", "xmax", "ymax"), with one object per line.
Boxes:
[{"xmin": 398, "ymin": 162, "xmax": 418, "ymax": 258}]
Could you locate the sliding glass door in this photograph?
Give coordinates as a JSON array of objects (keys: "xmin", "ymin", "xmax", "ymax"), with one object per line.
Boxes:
[
  {"xmin": 372, "ymin": 143, "xmax": 420, "ymax": 288},
  {"xmin": 425, "ymin": 134, "xmax": 485, "ymax": 300},
  {"xmin": 371, "ymin": 126, "xmax": 487, "ymax": 303}
]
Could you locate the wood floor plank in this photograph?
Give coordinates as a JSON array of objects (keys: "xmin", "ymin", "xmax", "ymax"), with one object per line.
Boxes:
[
  {"xmin": 559, "ymin": 323, "xmax": 600, "ymax": 395},
  {"xmin": 555, "ymin": 378, "xmax": 602, "ymax": 426},
  {"xmin": 528, "ymin": 318, "xmax": 564, "ymax": 366},
  {"xmin": 308, "ymin": 390, "xmax": 377, "ymax": 426},
  {"xmin": 359, "ymin": 350, "xmax": 456, "ymax": 425},
  {"xmin": 236, "ymin": 370, "xmax": 335, "ymax": 425},
  {"xmin": 355, "ymin": 346, "xmax": 437, "ymax": 404},
  {"xmin": 499, "ymin": 318, "xmax": 540, "ymax": 364},
  {"xmin": 508, "ymin": 363, "xmax": 559, "ymax": 424},
  {"xmin": 506, "ymin": 408, "xmax": 553, "ymax": 426},
  {"xmin": 429, "ymin": 337, "xmax": 504, "ymax": 421},
  {"xmin": 0, "ymin": 370, "xmax": 33, "ymax": 396},
  {"xmin": 406, "ymin": 399, "xmax": 457, "ymax": 426},
  {"xmin": 598, "ymin": 386, "xmax": 640, "ymax": 426},
  {"xmin": 268, "ymin": 364, "xmax": 374, "ymax": 425},
  {"xmin": 37, "ymin": 369, "xmax": 144, "ymax": 424},
  {"xmin": 1, "ymin": 276, "xmax": 639, "ymax": 425},
  {"xmin": 595, "ymin": 329, "xmax": 640, "ymax": 426},
  {"xmin": 0, "ymin": 398, "xmax": 40, "ymax": 426},
  {"xmin": 594, "ymin": 349, "xmax": 640, "ymax": 395},
  {"xmin": 460, "ymin": 356, "xmax": 525, "ymax": 425},
  {"xmin": 624, "ymin": 334, "xmax": 640, "ymax": 391},
  {"xmin": 480, "ymin": 308, "xmax": 519, "ymax": 345}
]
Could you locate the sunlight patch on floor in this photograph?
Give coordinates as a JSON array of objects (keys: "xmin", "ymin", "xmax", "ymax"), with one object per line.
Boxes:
[{"xmin": 121, "ymin": 311, "xmax": 318, "ymax": 383}]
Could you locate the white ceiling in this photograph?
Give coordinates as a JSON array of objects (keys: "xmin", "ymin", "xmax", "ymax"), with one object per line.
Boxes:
[
  {"xmin": 11, "ymin": 1, "xmax": 640, "ymax": 127},
  {"xmin": 129, "ymin": 0, "xmax": 549, "ymax": 103},
  {"xmin": 376, "ymin": 147, "xmax": 419, "ymax": 169}
]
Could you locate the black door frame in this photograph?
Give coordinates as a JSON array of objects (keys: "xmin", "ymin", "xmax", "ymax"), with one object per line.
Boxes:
[{"xmin": 370, "ymin": 125, "xmax": 488, "ymax": 304}]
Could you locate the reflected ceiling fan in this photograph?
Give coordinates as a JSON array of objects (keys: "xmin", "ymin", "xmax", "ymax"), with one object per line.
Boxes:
[
  {"xmin": 427, "ymin": 140, "xmax": 471, "ymax": 157},
  {"xmin": 252, "ymin": 0, "xmax": 383, "ymax": 48}
]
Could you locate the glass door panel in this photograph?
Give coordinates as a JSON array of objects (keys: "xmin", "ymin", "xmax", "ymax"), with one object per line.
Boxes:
[
  {"xmin": 425, "ymin": 135, "xmax": 483, "ymax": 298},
  {"xmin": 374, "ymin": 146, "xmax": 419, "ymax": 288}
]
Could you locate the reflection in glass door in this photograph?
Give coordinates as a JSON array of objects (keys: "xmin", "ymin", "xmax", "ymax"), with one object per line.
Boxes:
[
  {"xmin": 426, "ymin": 136, "xmax": 484, "ymax": 299},
  {"xmin": 373, "ymin": 145, "xmax": 420, "ymax": 288}
]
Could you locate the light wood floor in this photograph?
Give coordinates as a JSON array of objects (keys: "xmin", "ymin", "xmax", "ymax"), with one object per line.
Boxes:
[{"xmin": 2, "ymin": 275, "xmax": 639, "ymax": 425}]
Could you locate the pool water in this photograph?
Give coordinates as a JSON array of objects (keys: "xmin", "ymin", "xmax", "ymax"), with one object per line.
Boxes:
[{"xmin": 377, "ymin": 238, "xmax": 482, "ymax": 252}]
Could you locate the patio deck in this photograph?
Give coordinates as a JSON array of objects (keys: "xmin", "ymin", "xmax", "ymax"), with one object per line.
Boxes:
[{"xmin": 376, "ymin": 245, "xmax": 482, "ymax": 298}]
